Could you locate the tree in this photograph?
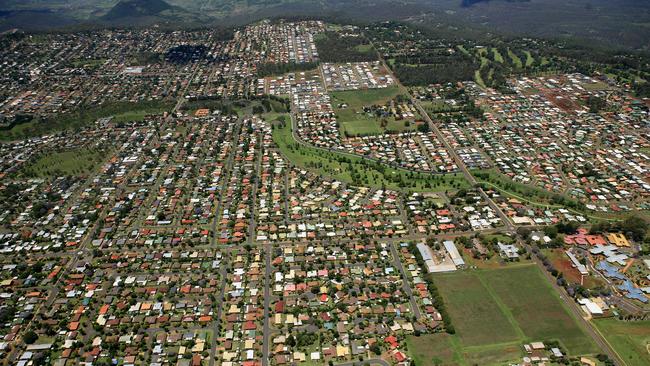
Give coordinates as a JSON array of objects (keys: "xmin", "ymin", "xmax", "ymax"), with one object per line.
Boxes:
[
  {"xmin": 621, "ymin": 216, "xmax": 648, "ymax": 242},
  {"xmin": 23, "ymin": 330, "xmax": 38, "ymax": 344},
  {"xmin": 586, "ymin": 96, "xmax": 606, "ymax": 113}
]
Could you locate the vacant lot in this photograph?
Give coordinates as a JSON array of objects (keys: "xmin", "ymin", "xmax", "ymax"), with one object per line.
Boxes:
[
  {"xmin": 483, "ymin": 265, "xmax": 598, "ymax": 354},
  {"xmin": 431, "ymin": 264, "xmax": 597, "ymax": 362},
  {"xmin": 406, "ymin": 333, "xmax": 461, "ymax": 366},
  {"xmin": 435, "ymin": 271, "xmax": 521, "ymax": 346},
  {"xmin": 594, "ymin": 318, "xmax": 650, "ymax": 366},
  {"xmin": 331, "ymin": 87, "xmax": 400, "ymax": 108}
]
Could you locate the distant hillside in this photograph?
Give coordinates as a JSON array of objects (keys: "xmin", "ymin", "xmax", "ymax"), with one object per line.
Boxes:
[
  {"xmin": 102, "ymin": 0, "xmax": 174, "ymax": 21},
  {"xmin": 99, "ymin": 0, "xmax": 213, "ymax": 27},
  {"xmin": 461, "ymin": 0, "xmax": 531, "ymax": 7},
  {"xmin": 0, "ymin": 0, "xmax": 649, "ymax": 50}
]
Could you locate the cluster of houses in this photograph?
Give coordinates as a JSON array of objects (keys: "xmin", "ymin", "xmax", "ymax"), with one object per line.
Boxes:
[
  {"xmin": 405, "ymin": 189, "xmax": 502, "ymax": 234},
  {"xmin": 481, "ymin": 189, "xmax": 588, "ymax": 227},
  {"xmin": 322, "ymin": 62, "xmax": 394, "ymax": 91},
  {"xmin": 466, "ymin": 74, "xmax": 649, "ymax": 212},
  {"xmin": 1, "ymin": 20, "xmax": 327, "ymax": 121},
  {"xmin": 267, "ymin": 241, "xmax": 435, "ymax": 365}
]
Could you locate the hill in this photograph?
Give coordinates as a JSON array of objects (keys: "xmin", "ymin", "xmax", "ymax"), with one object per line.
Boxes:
[
  {"xmin": 98, "ymin": 0, "xmax": 213, "ymax": 27},
  {"xmin": 102, "ymin": 0, "xmax": 173, "ymax": 21}
]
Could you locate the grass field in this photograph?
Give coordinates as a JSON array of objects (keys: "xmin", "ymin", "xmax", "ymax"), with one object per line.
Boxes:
[
  {"xmin": 272, "ymin": 120, "xmax": 469, "ymax": 192},
  {"xmin": 21, "ymin": 147, "xmax": 108, "ymax": 177},
  {"xmin": 330, "ymin": 87, "xmax": 417, "ymax": 136},
  {"xmin": 507, "ymin": 49, "xmax": 523, "ymax": 68},
  {"xmin": 435, "ymin": 271, "xmax": 521, "ymax": 346},
  {"xmin": 492, "ymin": 48, "xmax": 504, "ymax": 63},
  {"xmin": 474, "ymin": 70, "xmax": 486, "ymax": 88},
  {"xmin": 406, "ymin": 333, "xmax": 462, "ymax": 366},
  {"xmin": 483, "ymin": 265, "xmax": 598, "ymax": 354},
  {"xmin": 524, "ymin": 51, "xmax": 535, "ymax": 67},
  {"xmin": 330, "ymin": 87, "xmax": 400, "ymax": 108},
  {"xmin": 430, "ymin": 265, "xmax": 598, "ymax": 361},
  {"xmin": 594, "ymin": 318, "xmax": 650, "ymax": 366}
]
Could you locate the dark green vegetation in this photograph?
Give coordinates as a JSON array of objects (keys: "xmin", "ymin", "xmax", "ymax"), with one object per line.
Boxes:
[
  {"xmin": 314, "ymin": 31, "xmax": 377, "ymax": 63},
  {"xmin": 421, "ymin": 265, "xmax": 598, "ymax": 364},
  {"xmin": 593, "ymin": 318, "xmax": 650, "ymax": 366},
  {"xmin": 370, "ymin": 22, "xmax": 559, "ymax": 89},
  {"xmin": 0, "ymin": 100, "xmax": 174, "ymax": 141},
  {"xmin": 165, "ymin": 44, "xmax": 210, "ymax": 63},
  {"xmin": 256, "ymin": 61, "xmax": 318, "ymax": 78},
  {"xmin": 271, "ymin": 119, "xmax": 469, "ymax": 192},
  {"xmin": 473, "ymin": 169, "xmax": 586, "ymax": 211},
  {"xmin": 21, "ymin": 146, "xmax": 109, "ymax": 178},
  {"xmin": 370, "ymin": 21, "xmax": 650, "ymax": 94}
]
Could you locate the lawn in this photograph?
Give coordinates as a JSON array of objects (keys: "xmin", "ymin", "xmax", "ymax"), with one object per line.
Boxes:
[
  {"xmin": 21, "ymin": 147, "xmax": 109, "ymax": 178},
  {"xmin": 271, "ymin": 120, "xmax": 469, "ymax": 192},
  {"xmin": 483, "ymin": 265, "xmax": 598, "ymax": 355},
  {"xmin": 431, "ymin": 265, "xmax": 598, "ymax": 360},
  {"xmin": 593, "ymin": 318, "xmax": 650, "ymax": 366}
]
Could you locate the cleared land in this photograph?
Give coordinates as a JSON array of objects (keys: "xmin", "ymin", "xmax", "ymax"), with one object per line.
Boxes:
[
  {"xmin": 431, "ymin": 265, "xmax": 598, "ymax": 360},
  {"xmin": 271, "ymin": 119, "xmax": 468, "ymax": 192},
  {"xmin": 594, "ymin": 318, "xmax": 650, "ymax": 366}
]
